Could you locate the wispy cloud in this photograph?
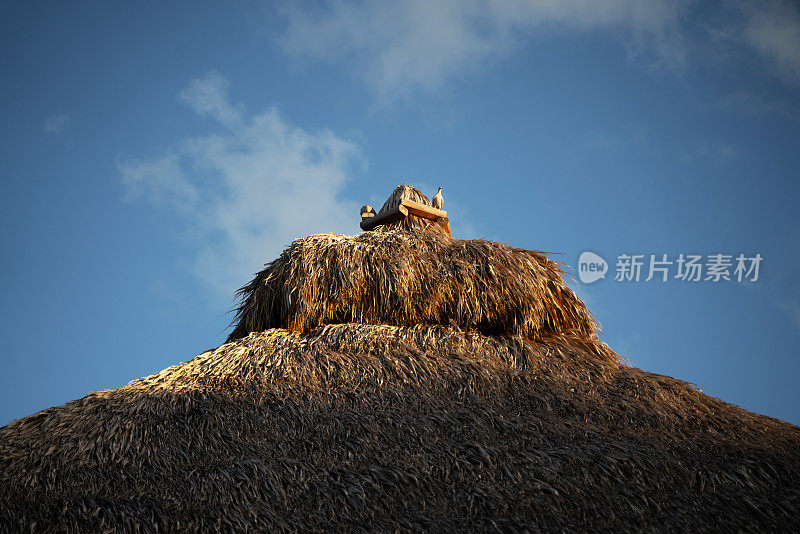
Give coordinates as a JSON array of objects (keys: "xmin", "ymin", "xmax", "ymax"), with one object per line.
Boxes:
[
  {"xmin": 121, "ymin": 152, "xmax": 198, "ymax": 210},
  {"xmin": 742, "ymin": 0, "xmax": 800, "ymax": 84},
  {"xmin": 44, "ymin": 113, "xmax": 69, "ymax": 134},
  {"xmin": 276, "ymin": 0, "xmax": 691, "ymax": 101},
  {"xmin": 178, "ymin": 72, "xmax": 244, "ymax": 129},
  {"xmin": 119, "ymin": 71, "xmax": 364, "ymax": 300}
]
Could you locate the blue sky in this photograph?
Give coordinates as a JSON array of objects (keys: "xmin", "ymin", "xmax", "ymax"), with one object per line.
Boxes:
[{"xmin": 1, "ymin": 0, "xmax": 799, "ymax": 426}]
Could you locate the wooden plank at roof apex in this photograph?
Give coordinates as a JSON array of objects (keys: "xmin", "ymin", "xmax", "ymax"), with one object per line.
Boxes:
[
  {"xmin": 360, "ymin": 204, "xmax": 408, "ymax": 231},
  {"xmin": 400, "ymin": 199, "xmax": 447, "ymax": 220}
]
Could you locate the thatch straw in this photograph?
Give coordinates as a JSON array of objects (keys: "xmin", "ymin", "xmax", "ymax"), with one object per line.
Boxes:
[
  {"xmin": 2, "ymin": 323, "xmax": 798, "ymax": 532},
  {"xmin": 2, "ymin": 214, "xmax": 798, "ymax": 531},
  {"xmin": 227, "ymin": 230, "xmax": 607, "ymax": 359}
]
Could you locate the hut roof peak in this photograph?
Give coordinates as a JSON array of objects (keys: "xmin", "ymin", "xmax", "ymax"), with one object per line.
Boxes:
[{"xmin": 360, "ymin": 185, "xmax": 451, "ymax": 236}]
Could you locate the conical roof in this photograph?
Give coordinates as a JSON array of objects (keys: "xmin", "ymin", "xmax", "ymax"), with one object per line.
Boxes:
[{"xmin": 2, "ymin": 217, "xmax": 799, "ymax": 531}]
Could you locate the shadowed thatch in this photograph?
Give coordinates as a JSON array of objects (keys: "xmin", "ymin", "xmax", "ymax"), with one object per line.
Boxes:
[
  {"xmin": 227, "ymin": 231, "xmax": 609, "ymax": 360},
  {"xmin": 1, "ymin": 324, "xmax": 799, "ymax": 531},
  {"xmin": 2, "ymin": 225, "xmax": 799, "ymax": 532}
]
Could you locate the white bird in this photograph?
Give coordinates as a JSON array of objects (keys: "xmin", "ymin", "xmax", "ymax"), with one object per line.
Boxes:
[{"xmin": 432, "ymin": 187, "xmax": 444, "ymax": 210}]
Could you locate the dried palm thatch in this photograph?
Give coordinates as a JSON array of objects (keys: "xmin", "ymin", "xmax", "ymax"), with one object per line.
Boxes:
[
  {"xmin": 227, "ymin": 231, "xmax": 607, "ymax": 358},
  {"xmin": 2, "ymin": 222, "xmax": 799, "ymax": 532},
  {"xmin": 1, "ymin": 324, "xmax": 799, "ymax": 532}
]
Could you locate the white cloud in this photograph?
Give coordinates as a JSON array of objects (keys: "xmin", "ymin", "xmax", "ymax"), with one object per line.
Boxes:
[
  {"xmin": 119, "ymin": 153, "xmax": 199, "ymax": 211},
  {"xmin": 743, "ymin": 0, "xmax": 800, "ymax": 84},
  {"xmin": 120, "ymin": 71, "xmax": 363, "ymax": 300},
  {"xmin": 276, "ymin": 0, "xmax": 691, "ymax": 101},
  {"xmin": 44, "ymin": 113, "xmax": 70, "ymax": 134},
  {"xmin": 178, "ymin": 71, "xmax": 243, "ymax": 128}
]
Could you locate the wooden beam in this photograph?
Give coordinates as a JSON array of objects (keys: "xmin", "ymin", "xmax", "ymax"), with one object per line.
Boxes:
[
  {"xmin": 360, "ymin": 204, "xmax": 408, "ymax": 231},
  {"xmin": 400, "ymin": 199, "xmax": 447, "ymax": 220},
  {"xmin": 360, "ymin": 199, "xmax": 446, "ymax": 231}
]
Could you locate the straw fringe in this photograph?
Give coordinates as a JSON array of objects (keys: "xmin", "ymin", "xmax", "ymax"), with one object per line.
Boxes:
[{"xmin": 227, "ymin": 231, "xmax": 606, "ymax": 356}]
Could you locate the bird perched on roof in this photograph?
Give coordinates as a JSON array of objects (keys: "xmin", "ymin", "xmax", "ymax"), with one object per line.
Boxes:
[{"xmin": 432, "ymin": 187, "xmax": 444, "ymax": 210}]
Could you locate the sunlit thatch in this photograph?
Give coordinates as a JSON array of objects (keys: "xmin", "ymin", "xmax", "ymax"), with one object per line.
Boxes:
[{"xmin": 227, "ymin": 231, "xmax": 609, "ymax": 360}]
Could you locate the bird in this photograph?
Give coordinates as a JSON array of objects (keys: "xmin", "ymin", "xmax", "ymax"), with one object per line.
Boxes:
[
  {"xmin": 360, "ymin": 205, "xmax": 376, "ymax": 219},
  {"xmin": 432, "ymin": 187, "xmax": 444, "ymax": 210}
]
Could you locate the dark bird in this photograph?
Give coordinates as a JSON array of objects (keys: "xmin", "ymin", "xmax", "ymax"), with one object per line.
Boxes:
[{"xmin": 432, "ymin": 187, "xmax": 444, "ymax": 210}]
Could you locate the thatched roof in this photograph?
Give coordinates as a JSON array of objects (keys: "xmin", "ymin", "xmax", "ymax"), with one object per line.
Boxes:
[
  {"xmin": 2, "ymin": 228, "xmax": 799, "ymax": 532},
  {"xmin": 226, "ymin": 231, "xmax": 607, "ymax": 356}
]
